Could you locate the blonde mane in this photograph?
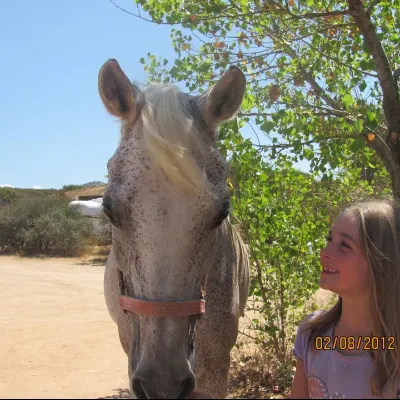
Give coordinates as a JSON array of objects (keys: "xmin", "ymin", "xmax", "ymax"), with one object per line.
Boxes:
[{"xmin": 139, "ymin": 84, "xmax": 209, "ymax": 194}]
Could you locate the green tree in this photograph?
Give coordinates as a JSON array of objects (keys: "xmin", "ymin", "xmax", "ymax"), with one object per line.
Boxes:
[
  {"xmin": 113, "ymin": 0, "xmax": 398, "ymax": 196},
  {"xmin": 220, "ymin": 120, "xmax": 384, "ymax": 371}
]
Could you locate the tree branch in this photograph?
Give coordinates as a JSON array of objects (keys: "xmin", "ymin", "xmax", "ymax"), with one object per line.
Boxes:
[
  {"xmin": 290, "ymin": 23, "xmax": 357, "ymax": 42},
  {"xmin": 237, "ymin": 330, "xmax": 268, "ymax": 346},
  {"xmin": 254, "ymin": 140, "xmax": 315, "ymax": 150},
  {"xmin": 366, "ymin": 132, "xmax": 397, "ymax": 183},
  {"xmin": 239, "ymin": 110, "xmax": 350, "ymax": 118},
  {"xmin": 290, "ymin": 10, "xmax": 351, "ymax": 20},
  {"xmin": 258, "ymin": 26, "xmax": 345, "ymax": 110},
  {"xmin": 348, "ymin": 0, "xmax": 400, "ymax": 139},
  {"xmin": 251, "ymin": 133, "xmax": 364, "ymax": 152},
  {"xmin": 281, "ymin": 47, "xmax": 343, "ymax": 110},
  {"xmin": 278, "ymin": 18, "xmax": 378, "ymax": 78},
  {"xmin": 368, "ymin": 0, "xmax": 381, "ymax": 14},
  {"xmin": 279, "ymin": 0, "xmax": 351, "ymax": 20},
  {"xmin": 109, "ymin": 0, "xmax": 282, "ymax": 26}
]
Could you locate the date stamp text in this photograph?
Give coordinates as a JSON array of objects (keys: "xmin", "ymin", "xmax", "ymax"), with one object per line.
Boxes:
[{"xmin": 315, "ymin": 336, "xmax": 395, "ymax": 351}]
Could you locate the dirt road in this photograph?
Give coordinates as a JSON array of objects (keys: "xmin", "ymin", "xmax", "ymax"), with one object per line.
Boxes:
[{"xmin": 0, "ymin": 255, "xmax": 128, "ymax": 399}]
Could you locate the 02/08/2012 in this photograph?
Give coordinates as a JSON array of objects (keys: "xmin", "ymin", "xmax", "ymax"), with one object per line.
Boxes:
[{"xmin": 315, "ymin": 336, "xmax": 395, "ymax": 351}]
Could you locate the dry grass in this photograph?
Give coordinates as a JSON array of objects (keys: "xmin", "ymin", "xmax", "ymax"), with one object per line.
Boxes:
[
  {"xmin": 223, "ymin": 297, "xmax": 287, "ymax": 399},
  {"xmin": 64, "ymin": 186, "xmax": 106, "ymax": 199},
  {"xmin": 78, "ymin": 243, "xmax": 111, "ymax": 266},
  {"xmin": 227, "ymin": 346, "xmax": 292, "ymax": 399}
]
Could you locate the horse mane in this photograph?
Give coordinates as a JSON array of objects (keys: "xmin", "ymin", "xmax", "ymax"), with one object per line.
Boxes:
[
  {"xmin": 139, "ymin": 83, "xmax": 209, "ymax": 194},
  {"xmin": 225, "ymin": 218, "xmax": 250, "ymax": 317}
]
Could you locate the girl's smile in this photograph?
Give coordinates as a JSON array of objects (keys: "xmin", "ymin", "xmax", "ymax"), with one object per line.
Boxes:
[{"xmin": 319, "ymin": 211, "xmax": 371, "ymax": 297}]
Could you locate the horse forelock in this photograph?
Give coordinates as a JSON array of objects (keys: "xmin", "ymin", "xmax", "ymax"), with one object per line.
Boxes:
[{"xmin": 135, "ymin": 83, "xmax": 211, "ymax": 195}]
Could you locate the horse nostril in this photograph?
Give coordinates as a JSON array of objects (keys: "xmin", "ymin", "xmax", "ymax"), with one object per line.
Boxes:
[
  {"xmin": 132, "ymin": 375, "xmax": 195, "ymax": 399},
  {"xmin": 132, "ymin": 378, "xmax": 148, "ymax": 399},
  {"xmin": 179, "ymin": 377, "xmax": 196, "ymax": 399}
]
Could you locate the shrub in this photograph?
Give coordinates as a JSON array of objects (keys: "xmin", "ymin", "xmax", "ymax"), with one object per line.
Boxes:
[
  {"xmin": 62, "ymin": 184, "xmax": 84, "ymax": 191},
  {"xmin": 0, "ymin": 187, "xmax": 18, "ymax": 204},
  {"xmin": 92, "ymin": 212, "xmax": 112, "ymax": 246},
  {"xmin": 0, "ymin": 196, "xmax": 93, "ymax": 256}
]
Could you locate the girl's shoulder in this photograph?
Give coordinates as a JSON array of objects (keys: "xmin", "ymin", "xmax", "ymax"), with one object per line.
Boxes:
[
  {"xmin": 296, "ymin": 310, "xmax": 328, "ymax": 336},
  {"xmin": 293, "ymin": 310, "xmax": 330, "ymax": 361},
  {"xmin": 302, "ymin": 310, "xmax": 326, "ymax": 323}
]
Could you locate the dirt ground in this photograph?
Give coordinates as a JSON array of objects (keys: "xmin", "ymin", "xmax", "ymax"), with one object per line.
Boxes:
[
  {"xmin": 0, "ymin": 255, "xmax": 332, "ymax": 399},
  {"xmin": 0, "ymin": 255, "xmax": 129, "ymax": 399}
]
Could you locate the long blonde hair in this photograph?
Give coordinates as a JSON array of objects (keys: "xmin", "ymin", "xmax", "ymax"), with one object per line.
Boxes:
[{"xmin": 302, "ymin": 198, "xmax": 400, "ymax": 396}]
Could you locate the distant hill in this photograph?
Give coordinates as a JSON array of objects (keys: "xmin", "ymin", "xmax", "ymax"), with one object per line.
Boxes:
[
  {"xmin": 81, "ymin": 181, "xmax": 106, "ymax": 188},
  {"xmin": 0, "ymin": 181, "xmax": 108, "ymax": 206},
  {"xmin": 63, "ymin": 185, "xmax": 106, "ymax": 200}
]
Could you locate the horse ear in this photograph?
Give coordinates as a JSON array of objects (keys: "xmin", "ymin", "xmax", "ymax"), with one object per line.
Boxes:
[
  {"xmin": 98, "ymin": 59, "xmax": 136, "ymax": 119},
  {"xmin": 204, "ymin": 66, "xmax": 246, "ymax": 125}
]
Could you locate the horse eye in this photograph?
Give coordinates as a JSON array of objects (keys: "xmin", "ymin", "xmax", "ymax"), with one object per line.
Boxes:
[
  {"xmin": 215, "ymin": 203, "xmax": 230, "ymax": 228},
  {"xmin": 103, "ymin": 206, "xmax": 118, "ymax": 227},
  {"xmin": 102, "ymin": 197, "xmax": 119, "ymax": 227}
]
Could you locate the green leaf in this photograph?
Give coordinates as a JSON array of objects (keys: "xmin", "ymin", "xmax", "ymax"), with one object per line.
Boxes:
[
  {"xmin": 365, "ymin": 110, "xmax": 374, "ymax": 121},
  {"xmin": 242, "ymin": 92, "xmax": 255, "ymax": 112},
  {"xmin": 359, "ymin": 81, "xmax": 367, "ymax": 92},
  {"xmin": 260, "ymin": 120, "xmax": 275, "ymax": 133},
  {"xmin": 354, "ymin": 119, "xmax": 364, "ymax": 134},
  {"xmin": 342, "ymin": 94, "xmax": 355, "ymax": 108},
  {"xmin": 304, "ymin": 148, "xmax": 315, "ymax": 161},
  {"xmin": 349, "ymin": 137, "xmax": 365, "ymax": 153}
]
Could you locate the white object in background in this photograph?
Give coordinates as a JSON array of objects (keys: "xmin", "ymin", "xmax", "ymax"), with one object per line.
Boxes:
[
  {"xmin": 91, "ymin": 198, "xmax": 103, "ymax": 205},
  {"xmin": 68, "ymin": 198, "xmax": 103, "ymax": 217}
]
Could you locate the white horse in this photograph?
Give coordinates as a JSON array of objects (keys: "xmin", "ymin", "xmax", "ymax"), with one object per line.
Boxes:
[{"xmin": 99, "ymin": 59, "xmax": 250, "ymax": 399}]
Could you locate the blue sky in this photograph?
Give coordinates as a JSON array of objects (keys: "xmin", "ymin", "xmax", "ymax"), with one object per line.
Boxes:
[{"xmin": 0, "ymin": 0, "xmax": 309, "ymax": 189}]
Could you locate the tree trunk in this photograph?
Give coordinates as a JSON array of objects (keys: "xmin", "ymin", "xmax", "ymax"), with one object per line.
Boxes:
[
  {"xmin": 391, "ymin": 166, "xmax": 400, "ymax": 200},
  {"xmin": 348, "ymin": 0, "xmax": 400, "ymax": 199}
]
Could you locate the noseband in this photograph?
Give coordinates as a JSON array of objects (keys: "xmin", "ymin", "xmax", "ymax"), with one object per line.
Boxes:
[{"xmin": 119, "ymin": 272, "xmax": 208, "ymax": 318}]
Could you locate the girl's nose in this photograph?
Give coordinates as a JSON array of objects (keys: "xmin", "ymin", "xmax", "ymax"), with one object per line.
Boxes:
[{"xmin": 320, "ymin": 246, "xmax": 332, "ymax": 260}]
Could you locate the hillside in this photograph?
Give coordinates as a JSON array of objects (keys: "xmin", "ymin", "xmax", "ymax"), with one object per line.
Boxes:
[
  {"xmin": 0, "ymin": 187, "xmax": 66, "ymax": 205},
  {"xmin": 82, "ymin": 181, "xmax": 106, "ymax": 188},
  {"xmin": 63, "ymin": 185, "xmax": 106, "ymax": 200},
  {"xmin": 0, "ymin": 183, "xmax": 107, "ymax": 205}
]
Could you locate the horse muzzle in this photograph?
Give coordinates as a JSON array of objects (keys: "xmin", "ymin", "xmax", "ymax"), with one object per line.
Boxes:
[{"xmin": 132, "ymin": 363, "xmax": 196, "ymax": 399}]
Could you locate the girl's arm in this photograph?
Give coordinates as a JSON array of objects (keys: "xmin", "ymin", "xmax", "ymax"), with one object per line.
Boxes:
[{"xmin": 290, "ymin": 359, "xmax": 309, "ymax": 399}]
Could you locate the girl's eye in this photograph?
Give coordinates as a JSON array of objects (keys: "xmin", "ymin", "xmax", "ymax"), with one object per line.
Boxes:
[{"xmin": 326, "ymin": 236, "xmax": 352, "ymax": 250}]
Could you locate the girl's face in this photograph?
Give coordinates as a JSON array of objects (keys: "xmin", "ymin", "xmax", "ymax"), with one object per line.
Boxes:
[{"xmin": 319, "ymin": 211, "xmax": 371, "ymax": 297}]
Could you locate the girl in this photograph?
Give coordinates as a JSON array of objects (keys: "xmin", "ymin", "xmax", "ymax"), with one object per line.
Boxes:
[{"xmin": 291, "ymin": 198, "xmax": 400, "ymax": 399}]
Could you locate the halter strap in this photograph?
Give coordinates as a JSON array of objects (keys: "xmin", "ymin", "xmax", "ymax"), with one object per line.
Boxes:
[
  {"xmin": 119, "ymin": 274, "xmax": 208, "ymax": 318},
  {"xmin": 119, "ymin": 297, "xmax": 205, "ymax": 317}
]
